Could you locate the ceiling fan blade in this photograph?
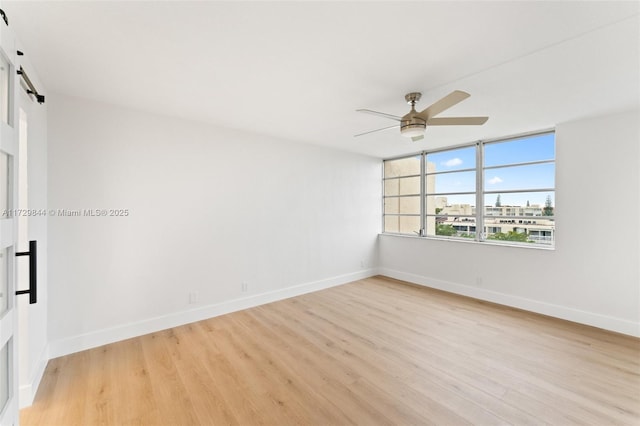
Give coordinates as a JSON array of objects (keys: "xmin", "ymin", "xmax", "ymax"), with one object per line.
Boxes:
[
  {"xmin": 354, "ymin": 124, "xmax": 400, "ymax": 137},
  {"xmin": 411, "ymin": 135, "xmax": 424, "ymax": 142},
  {"xmin": 356, "ymin": 109, "xmax": 402, "ymax": 121},
  {"xmin": 427, "ymin": 116, "xmax": 489, "ymax": 126},
  {"xmin": 416, "ymin": 90, "xmax": 470, "ymax": 121}
]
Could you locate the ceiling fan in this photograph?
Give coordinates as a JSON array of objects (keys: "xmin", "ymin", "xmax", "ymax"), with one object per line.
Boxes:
[{"xmin": 355, "ymin": 90, "xmax": 488, "ymax": 142}]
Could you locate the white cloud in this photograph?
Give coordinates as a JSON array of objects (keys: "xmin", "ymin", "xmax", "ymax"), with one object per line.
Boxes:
[
  {"xmin": 443, "ymin": 158, "xmax": 462, "ymax": 167},
  {"xmin": 488, "ymin": 176, "xmax": 503, "ymax": 185}
]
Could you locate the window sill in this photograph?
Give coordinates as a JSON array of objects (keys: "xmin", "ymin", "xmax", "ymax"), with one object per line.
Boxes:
[{"xmin": 378, "ymin": 232, "xmax": 555, "ymax": 251}]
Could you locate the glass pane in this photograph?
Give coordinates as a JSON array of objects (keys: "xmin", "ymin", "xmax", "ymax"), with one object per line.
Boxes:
[
  {"xmin": 0, "ymin": 152, "xmax": 7, "ymax": 212},
  {"xmin": 427, "ymin": 218, "xmax": 477, "ymax": 238},
  {"xmin": 384, "ymin": 156, "xmax": 420, "ymax": 178},
  {"xmin": 0, "ymin": 55, "xmax": 8, "ymax": 125},
  {"xmin": 484, "ymin": 163, "xmax": 554, "ymax": 191},
  {"xmin": 384, "ymin": 196, "xmax": 420, "ymax": 215},
  {"xmin": 0, "ymin": 342, "xmax": 8, "ymax": 414},
  {"xmin": 0, "ymin": 249, "xmax": 6, "ymax": 315},
  {"xmin": 427, "ymin": 170, "xmax": 475, "ymax": 194},
  {"xmin": 384, "ymin": 176, "xmax": 420, "ymax": 196},
  {"xmin": 384, "ymin": 215, "xmax": 399, "ymax": 233},
  {"xmin": 484, "ymin": 133, "xmax": 555, "ymax": 167},
  {"xmin": 384, "ymin": 215, "xmax": 420, "ymax": 234},
  {"xmin": 484, "ymin": 191, "xmax": 555, "ymax": 245},
  {"xmin": 399, "ymin": 216, "xmax": 420, "ymax": 234},
  {"xmin": 426, "ymin": 194, "xmax": 475, "ymax": 216},
  {"xmin": 484, "ymin": 192, "xmax": 555, "ymax": 217},
  {"xmin": 426, "ymin": 146, "xmax": 475, "ymax": 172},
  {"xmin": 484, "ymin": 217, "xmax": 555, "ymax": 245}
]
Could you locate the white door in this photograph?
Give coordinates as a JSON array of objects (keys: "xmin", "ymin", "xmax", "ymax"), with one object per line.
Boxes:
[{"xmin": 0, "ymin": 12, "xmax": 20, "ymax": 426}]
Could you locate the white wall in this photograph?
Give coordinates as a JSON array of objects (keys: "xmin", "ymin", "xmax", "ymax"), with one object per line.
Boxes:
[
  {"xmin": 47, "ymin": 94, "xmax": 381, "ymax": 356},
  {"xmin": 380, "ymin": 109, "xmax": 640, "ymax": 336}
]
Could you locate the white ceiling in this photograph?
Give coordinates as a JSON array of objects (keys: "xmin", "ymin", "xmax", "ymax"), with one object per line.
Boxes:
[{"xmin": 3, "ymin": 1, "xmax": 639, "ymax": 158}]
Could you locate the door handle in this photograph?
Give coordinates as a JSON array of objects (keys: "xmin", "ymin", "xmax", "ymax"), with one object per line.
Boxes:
[{"xmin": 15, "ymin": 240, "xmax": 37, "ymax": 304}]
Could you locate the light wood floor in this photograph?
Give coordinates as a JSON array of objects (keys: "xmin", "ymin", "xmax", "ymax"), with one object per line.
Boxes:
[{"xmin": 21, "ymin": 276, "xmax": 640, "ymax": 425}]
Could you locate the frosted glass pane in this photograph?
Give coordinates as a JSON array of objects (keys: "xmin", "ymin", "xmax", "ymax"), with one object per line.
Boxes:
[
  {"xmin": 0, "ymin": 249, "xmax": 6, "ymax": 315},
  {"xmin": 0, "ymin": 342, "xmax": 8, "ymax": 414},
  {"xmin": 0, "ymin": 55, "xmax": 8, "ymax": 125},
  {"xmin": 0, "ymin": 152, "xmax": 7, "ymax": 212}
]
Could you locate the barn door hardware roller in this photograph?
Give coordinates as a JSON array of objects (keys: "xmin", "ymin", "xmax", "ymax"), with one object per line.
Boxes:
[{"xmin": 17, "ymin": 66, "xmax": 45, "ymax": 104}]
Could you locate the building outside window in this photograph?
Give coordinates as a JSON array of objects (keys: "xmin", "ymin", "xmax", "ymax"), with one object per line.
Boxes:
[{"xmin": 383, "ymin": 155, "xmax": 421, "ymax": 235}]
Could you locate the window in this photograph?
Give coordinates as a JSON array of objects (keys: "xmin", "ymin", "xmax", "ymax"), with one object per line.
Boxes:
[
  {"xmin": 382, "ymin": 131, "xmax": 555, "ymax": 247},
  {"xmin": 383, "ymin": 155, "xmax": 421, "ymax": 235},
  {"xmin": 425, "ymin": 146, "xmax": 476, "ymax": 238},
  {"xmin": 483, "ymin": 133, "xmax": 555, "ymax": 244}
]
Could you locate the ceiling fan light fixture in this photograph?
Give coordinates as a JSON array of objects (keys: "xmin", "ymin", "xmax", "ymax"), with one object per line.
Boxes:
[{"xmin": 400, "ymin": 123, "xmax": 425, "ymax": 138}]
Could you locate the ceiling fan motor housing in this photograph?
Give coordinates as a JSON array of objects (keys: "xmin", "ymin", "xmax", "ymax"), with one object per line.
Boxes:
[
  {"xmin": 400, "ymin": 118, "xmax": 427, "ymax": 137},
  {"xmin": 401, "ymin": 92, "xmax": 426, "ymax": 137}
]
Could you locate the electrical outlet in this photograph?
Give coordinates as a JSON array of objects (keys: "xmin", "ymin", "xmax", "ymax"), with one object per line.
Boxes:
[
  {"xmin": 241, "ymin": 282, "xmax": 248, "ymax": 292},
  {"xmin": 189, "ymin": 292, "xmax": 198, "ymax": 304}
]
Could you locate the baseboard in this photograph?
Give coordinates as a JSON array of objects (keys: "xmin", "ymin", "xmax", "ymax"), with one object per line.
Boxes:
[
  {"xmin": 19, "ymin": 345, "xmax": 49, "ymax": 408},
  {"xmin": 49, "ymin": 269, "xmax": 378, "ymax": 359},
  {"xmin": 379, "ymin": 268, "xmax": 640, "ymax": 337}
]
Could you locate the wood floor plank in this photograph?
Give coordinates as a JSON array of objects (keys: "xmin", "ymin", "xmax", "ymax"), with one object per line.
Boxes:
[
  {"xmin": 276, "ymin": 286, "xmax": 535, "ymax": 424},
  {"xmin": 243, "ymin": 308, "xmax": 390, "ymax": 425},
  {"xmin": 160, "ymin": 324, "xmax": 239, "ymax": 425},
  {"xmin": 20, "ymin": 276, "xmax": 640, "ymax": 425},
  {"xmin": 139, "ymin": 330, "xmax": 201, "ymax": 425},
  {"xmin": 182, "ymin": 322, "xmax": 268, "ymax": 425},
  {"xmin": 260, "ymin": 295, "xmax": 502, "ymax": 425}
]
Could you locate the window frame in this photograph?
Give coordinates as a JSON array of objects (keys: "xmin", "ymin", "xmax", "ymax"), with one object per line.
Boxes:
[
  {"xmin": 381, "ymin": 155, "xmax": 423, "ymax": 235},
  {"xmin": 382, "ymin": 129, "xmax": 555, "ymax": 248}
]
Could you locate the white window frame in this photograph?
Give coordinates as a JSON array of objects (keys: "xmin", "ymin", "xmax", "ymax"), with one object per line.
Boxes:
[{"xmin": 382, "ymin": 129, "xmax": 555, "ymax": 248}]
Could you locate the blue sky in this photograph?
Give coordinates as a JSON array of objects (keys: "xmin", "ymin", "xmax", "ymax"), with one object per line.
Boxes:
[{"xmin": 427, "ymin": 133, "xmax": 555, "ymax": 207}]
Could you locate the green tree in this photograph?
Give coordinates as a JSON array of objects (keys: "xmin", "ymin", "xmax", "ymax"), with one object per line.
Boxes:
[
  {"xmin": 543, "ymin": 195, "xmax": 554, "ymax": 216},
  {"xmin": 487, "ymin": 231, "xmax": 531, "ymax": 242},
  {"xmin": 495, "ymin": 194, "xmax": 502, "ymax": 207},
  {"xmin": 436, "ymin": 224, "xmax": 457, "ymax": 236}
]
